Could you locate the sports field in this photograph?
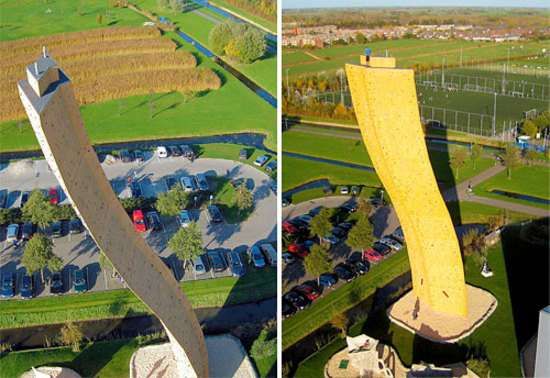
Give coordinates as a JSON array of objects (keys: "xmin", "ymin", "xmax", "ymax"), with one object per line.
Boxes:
[{"xmin": 283, "ymin": 39, "xmax": 548, "ymax": 77}]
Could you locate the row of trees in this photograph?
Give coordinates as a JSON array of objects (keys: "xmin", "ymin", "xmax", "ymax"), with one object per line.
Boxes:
[
  {"xmin": 521, "ymin": 110, "xmax": 550, "ymax": 138},
  {"xmin": 209, "ymin": 22, "xmax": 267, "ymax": 64},
  {"xmin": 223, "ymin": 0, "xmax": 275, "ymax": 22}
]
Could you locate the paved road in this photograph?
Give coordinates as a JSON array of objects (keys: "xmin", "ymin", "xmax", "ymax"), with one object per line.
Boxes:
[{"xmin": 0, "ymin": 155, "xmax": 276, "ymax": 296}]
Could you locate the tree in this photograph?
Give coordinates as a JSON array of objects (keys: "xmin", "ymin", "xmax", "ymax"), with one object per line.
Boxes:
[
  {"xmin": 22, "ymin": 234, "xmax": 60, "ymax": 283},
  {"xmin": 156, "ymin": 185, "xmax": 188, "ymax": 216},
  {"xmin": 230, "ymin": 28, "xmax": 267, "ymax": 64},
  {"xmin": 235, "ymin": 183, "xmax": 254, "ymax": 215},
  {"xmin": 466, "ymin": 358, "xmax": 491, "ymax": 378},
  {"xmin": 450, "ymin": 148, "xmax": 468, "ymax": 179},
  {"xmin": 168, "ymin": 222, "xmax": 203, "ymax": 267},
  {"xmin": 310, "ymin": 208, "xmax": 333, "ymax": 243},
  {"xmin": 354, "ymin": 32, "xmax": 367, "ymax": 44},
  {"xmin": 304, "ymin": 244, "xmax": 332, "ymax": 284},
  {"xmin": 501, "ymin": 144, "xmax": 521, "ymax": 179},
  {"xmin": 461, "ymin": 228, "xmax": 487, "ymax": 267},
  {"xmin": 169, "ymin": 0, "xmax": 184, "ymax": 12},
  {"xmin": 525, "ymin": 149, "xmax": 542, "ymax": 166},
  {"xmin": 157, "ymin": 0, "xmax": 169, "ymax": 8},
  {"xmin": 356, "ymin": 197, "xmax": 372, "ymax": 220},
  {"xmin": 470, "ymin": 143, "xmax": 483, "ymax": 171},
  {"xmin": 522, "ymin": 119, "xmax": 538, "ymax": 138},
  {"xmin": 22, "ymin": 190, "xmax": 56, "ymax": 229},
  {"xmin": 330, "ymin": 312, "xmax": 348, "ymax": 336},
  {"xmin": 59, "ymin": 322, "xmax": 84, "ymax": 352},
  {"xmin": 346, "ymin": 216, "xmax": 374, "ymax": 251},
  {"xmin": 209, "ymin": 22, "xmax": 234, "ymax": 55},
  {"xmin": 487, "ymin": 210, "xmax": 507, "ymax": 232}
]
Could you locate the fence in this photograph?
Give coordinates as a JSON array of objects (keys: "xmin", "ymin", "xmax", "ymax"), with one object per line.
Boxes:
[{"xmin": 466, "ymin": 62, "xmax": 550, "ymax": 78}]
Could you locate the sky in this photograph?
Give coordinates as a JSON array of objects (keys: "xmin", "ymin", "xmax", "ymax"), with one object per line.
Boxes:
[{"xmin": 283, "ymin": 0, "xmax": 549, "ymax": 9}]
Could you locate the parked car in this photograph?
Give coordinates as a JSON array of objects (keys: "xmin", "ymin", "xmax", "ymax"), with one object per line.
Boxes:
[
  {"xmin": 379, "ymin": 237, "xmax": 403, "ymax": 251},
  {"xmin": 0, "ymin": 273, "xmax": 15, "ymax": 298},
  {"xmin": 391, "ymin": 226, "xmax": 405, "ymax": 243},
  {"xmin": 283, "ymin": 291, "xmax": 309, "ymax": 310},
  {"xmin": 73, "ymin": 269, "xmax": 87, "ymax": 293},
  {"xmin": 193, "ymin": 255, "xmax": 207, "ymax": 275},
  {"xmin": 21, "ymin": 222, "xmax": 34, "ymax": 240},
  {"xmin": 287, "ymin": 243, "xmax": 309, "ymax": 258},
  {"xmin": 296, "ymin": 214, "xmax": 313, "ymax": 225},
  {"xmin": 132, "ymin": 210, "xmax": 147, "ymax": 233},
  {"xmin": 0, "ymin": 190, "xmax": 7, "ymax": 208},
  {"xmin": 347, "ymin": 252, "xmax": 369, "ymax": 275},
  {"xmin": 168, "ymin": 146, "xmax": 182, "ymax": 157},
  {"xmin": 130, "ymin": 182, "xmax": 142, "ymax": 198},
  {"xmin": 134, "ymin": 149, "xmax": 144, "ymax": 162},
  {"xmin": 282, "ymin": 197, "xmax": 290, "ymax": 207},
  {"xmin": 332, "ymin": 226, "xmax": 347, "ymax": 238},
  {"xmin": 51, "ymin": 221, "xmax": 63, "ymax": 238},
  {"xmin": 239, "ymin": 149, "xmax": 248, "ymax": 160},
  {"xmin": 146, "ymin": 211, "xmax": 162, "ymax": 232},
  {"xmin": 207, "ymin": 251, "xmax": 227, "ymax": 272},
  {"xmin": 372, "ymin": 241, "xmax": 392, "ymax": 256},
  {"xmin": 351, "ymin": 186, "xmax": 361, "ymax": 196},
  {"xmin": 282, "ymin": 220, "xmax": 300, "ymax": 235},
  {"xmin": 179, "ymin": 145, "xmax": 195, "ymax": 160},
  {"xmin": 293, "ymin": 283, "xmax": 320, "ymax": 301},
  {"xmin": 282, "ymin": 299, "xmax": 297, "ymax": 317},
  {"xmin": 338, "ymin": 222, "xmax": 354, "ymax": 232},
  {"xmin": 6, "ymin": 223, "xmax": 19, "ymax": 243},
  {"xmin": 340, "ymin": 186, "xmax": 349, "ymax": 195},
  {"xmin": 48, "ymin": 187, "xmax": 59, "ymax": 205},
  {"xmin": 20, "ymin": 191, "xmax": 31, "ymax": 207},
  {"xmin": 207, "ymin": 205, "xmax": 223, "ymax": 224},
  {"xmin": 180, "ymin": 176, "xmax": 196, "ymax": 192},
  {"xmin": 363, "ymin": 247, "xmax": 383, "ymax": 263},
  {"xmin": 321, "ymin": 234, "xmax": 339, "ymax": 245},
  {"xmin": 195, "ymin": 173, "xmax": 209, "ymax": 192},
  {"xmin": 334, "ymin": 263, "xmax": 356, "ymax": 282},
  {"xmin": 265, "ymin": 160, "xmax": 277, "ymax": 172},
  {"xmin": 260, "ymin": 243, "xmax": 277, "ymax": 267},
  {"xmin": 156, "ymin": 146, "xmax": 168, "ymax": 158},
  {"xmin": 282, "ymin": 252, "xmax": 296, "ymax": 265},
  {"xmin": 227, "ymin": 250, "xmax": 246, "ymax": 277},
  {"xmin": 341, "ymin": 203, "xmax": 357, "ymax": 213},
  {"xmin": 49, "ymin": 272, "xmax": 64, "ymax": 294},
  {"xmin": 69, "ymin": 219, "xmax": 83, "ymax": 234},
  {"xmin": 249, "ymin": 245, "xmax": 266, "ymax": 268},
  {"xmin": 20, "ymin": 274, "xmax": 34, "ymax": 299},
  {"xmin": 177, "ymin": 210, "xmax": 192, "ymax": 228},
  {"xmin": 120, "ymin": 149, "xmax": 132, "ymax": 163},
  {"xmin": 319, "ymin": 273, "xmax": 338, "ymax": 289},
  {"xmin": 165, "ymin": 175, "xmax": 178, "ymax": 190},
  {"xmin": 254, "ymin": 155, "xmax": 270, "ymax": 167}
]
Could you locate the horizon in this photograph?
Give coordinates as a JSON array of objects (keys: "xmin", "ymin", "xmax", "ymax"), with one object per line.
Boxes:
[{"xmin": 283, "ymin": 1, "xmax": 549, "ymax": 10}]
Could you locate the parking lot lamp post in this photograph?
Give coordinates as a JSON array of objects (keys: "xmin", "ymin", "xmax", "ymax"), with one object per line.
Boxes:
[
  {"xmin": 194, "ymin": 196, "xmax": 198, "ymax": 208},
  {"xmin": 209, "ymin": 194, "xmax": 213, "ymax": 206},
  {"xmin": 380, "ymin": 189, "xmax": 384, "ymax": 205}
]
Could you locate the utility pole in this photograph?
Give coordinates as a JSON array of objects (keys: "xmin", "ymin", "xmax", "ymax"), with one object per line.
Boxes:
[
  {"xmin": 338, "ymin": 69, "xmax": 344, "ymax": 105},
  {"xmin": 286, "ymin": 68, "xmax": 290, "ymax": 100},
  {"xmin": 441, "ymin": 57, "xmax": 446, "ymax": 87},
  {"xmin": 502, "ymin": 63, "xmax": 507, "ymax": 95},
  {"xmin": 492, "ymin": 92, "xmax": 497, "ymax": 137},
  {"xmin": 460, "ymin": 48, "xmax": 463, "ymax": 67}
]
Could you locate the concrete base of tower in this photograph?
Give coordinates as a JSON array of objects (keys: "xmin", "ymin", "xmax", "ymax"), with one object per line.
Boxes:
[
  {"xmin": 387, "ymin": 285, "xmax": 497, "ymax": 343},
  {"xmin": 129, "ymin": 334, "xmax": 259, "ymax": 378}
]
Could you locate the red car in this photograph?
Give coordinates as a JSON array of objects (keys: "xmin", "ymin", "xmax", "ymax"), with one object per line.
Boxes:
[
  {"xmin": 293, "ymin": 284, "xmax": 320, "ymax": 301},
  {"xmin": 132, "ymin": 210, "xmax": 147, "ymax": 233},
  {"xmin": 287, "ymin": 243, "xmax": 309, "ymax": 258},
  {"xmin": 363, "ymin": 247, "xmax": 383, "ymax": 263},
  {"xmin": 282, "ymin": 221, "xmax": 300, "ymax": 235},
  {"xmin": 48, "ymin": 187, "xmax": 58, "ymax": 205}
]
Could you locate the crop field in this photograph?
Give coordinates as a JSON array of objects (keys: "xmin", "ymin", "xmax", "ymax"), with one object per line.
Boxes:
[
  {"xmin": 283, "ymin": 39, "xmax": 548, "ymax": 77},
  {"xmin": 211, "ymin": 0, "xmax": 276, "ymax": 33},
  {"xmin": 0, "ymin": 27, "xmax": 221, "ymax": 122},
  {"xmin": 133, "ymin": 0, "xmax": 277, "ymax": 95}
]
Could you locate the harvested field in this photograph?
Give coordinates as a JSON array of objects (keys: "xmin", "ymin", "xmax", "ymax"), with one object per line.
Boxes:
[{"xmin": 0, "ymin": 27, "xmax": 221, "ymax": 122}]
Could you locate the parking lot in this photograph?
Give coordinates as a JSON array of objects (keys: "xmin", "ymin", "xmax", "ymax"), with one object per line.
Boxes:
[{"xmin": 0, "ymin": 151, "xmax": 277, "ymax": 298}]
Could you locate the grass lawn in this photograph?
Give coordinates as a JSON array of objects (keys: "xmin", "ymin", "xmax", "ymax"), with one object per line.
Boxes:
[
  {"xmin": 211, "ymin": 177, "xmax": 254, "ymax": 224},
  {"xmin": 293, "ymin": 230, "xmax": 536, "ymax": 377},
  {"xmin": 0, "ymin": 0, "xmax": 146, "ymax": 41},
  {"xmin": 0, "ymin": 267, "xmax": 275, "ymax": 330},
  {"xmin": 473, "ymin": 165, "xmax": 550, "ymax": 209},
  {"xmin": 282, "ymin": 155, "xmax": 381, "ymax": 192},
  {"xmin": 210, "ymin": 0, "xmax": 276, "ymax": 33},
  {"xmin": 0, "ymin": 338, "xmax": 141, "ymax": 378},
  {"xmin": 446, "ymin": 201, "xmax": 533, "ymax": 225},
  {"xmin": 250, "ymin": 326, "xmax": 277, "ymax": 378}
]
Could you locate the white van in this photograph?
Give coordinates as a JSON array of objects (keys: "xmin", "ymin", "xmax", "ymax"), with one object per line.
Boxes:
[
  {"xmin": 156, "ymin": 146, "xmax": 168, "ymax": 158},
  {"xmin": 260, "ymin": 243, "xmax": 277, "ymax": 267}
]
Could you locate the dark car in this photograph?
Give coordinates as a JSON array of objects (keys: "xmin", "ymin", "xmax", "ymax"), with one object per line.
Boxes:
[
  {"xmin": 21, "ymin": 191, "xmax": 31, "ymax": 207},
  {"xmin": 293, "ymin": 283, "xmax": 320, "ymax": 302},
  {"xmin": 69, "ymin": 219, "xmax": 83, "ymax": 234},
  {"xmin": 341, "ymin": 203, "xmax": 357, "ymax": 213},
  {"xmin": 265, "ymin": 160, "xmax": 277, "ymax": 173},
  {"xmin": 372, "ymin": 241, "xmax": 392, "ymax": 256},
  {"xmin": 282, "ymin": 299, "xmax": 297, "ymax": 318},
  {"xmin": 227, "ymin": 250, "xmax": 246, "ymax": 277},
  {"xmin": 179, "ymin": 145, "xmax": 195, "ymax": 160},
  {"xmin": 239, "ymin": 148, "xmax": 248, "ymax": 160},
  {"xmin": 347, "ymin": 252, "xmax": 369, "ymax": 275},
  {"xmin": 146, "ymin": 211, "xmax": 162, "ymax": 232},
  {"xmin": 168, "ymin": 146, "xmax": 182, "ymax": 157},
  {"xmin": 207, "ymin": 205, "xmax": 223, "ymax": 224},
  {"xmin": 0, "ymin": 190, "xmax": 7, "ymax": 208},
  {"xmin": 283, "ymin": 291, "xmax": 309, "ymax": 310},
  {"xmin": 21, "ymin": 222, "xmax": 34, "ymax": 240},
  {"xmin": 166, "ymin": 176, "xmax": 178, "ymax": 190},
  {"xmin": 134, "ymin": 149, "xmax": 144, "ymax": 162},
  {"xmin": 334, "ymin": 263, "xmax": 356, "ymax": 282},
  {"xmin": 391, "ymin": 226, "xmax": 405, "ymax": 243},
  {"xmin": 120, "ymin": 149, "xmax": 133, "ymax": 163},
  {"xmin": 130, "ymin": 182, "xmax": 142, "ymax": 198},
  {"xmin": 49, "ymin": 272, "xmax": 64, "ymax": 294},
  {"xmin": 0, "ymin": 273, "xmax": 15, "ymax": 298},
  {"xmin": 282, "ymin": 197, "xmax": 290, "ymax": 207},
  {"xmin": 52, "ymin": 221, "xmax": 63, "ymax": 238},
  {"xmin": 319, "ymin": 273, "xmax": 338, "ymax": 289},
  {"xmin": 207, "ymin": 251, "xmax": 227, "ymax": 272},
  {"xmin": 351, "ymin": 186, "xmax": 361, "ymax": 196},
  {"xmin": 20, "ymin": 274, "xmax": 34, "ymax": 299},
  {"xmin": 73, "ymin": 269, "xmax": 87, "ymax": 293}
]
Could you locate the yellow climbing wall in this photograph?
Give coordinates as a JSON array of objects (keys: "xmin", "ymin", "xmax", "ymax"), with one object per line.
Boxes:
[{"xmin": 345, "ymin": 58, "xmax": 468, "ymax": 317}]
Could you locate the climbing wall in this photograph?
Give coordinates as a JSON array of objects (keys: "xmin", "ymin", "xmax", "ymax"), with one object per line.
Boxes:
[{"xmin": 345, "ymin": 59, "xmax": 468, "ymax": 317}]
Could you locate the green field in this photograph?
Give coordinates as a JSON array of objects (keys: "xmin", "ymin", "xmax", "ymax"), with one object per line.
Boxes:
[
  {"xmin": 134, "ymin": 0, "xmax": 276, "ymax": 95},
  {"xmin": 0, "ymin": 0, "xmax": 146, "ymax": 41},
  {"xmin": 292, "ymin": 228, "xmax": 542, "ymax": 377},
  {"xmin": 0, "ymin": 339, "xmax": 141, "ymax": 378},
  {"xmin": 473, "ymin": 165, "xmax": 550, "ymax": 209},
  {"xmin": 283, "ymin": 39, "xmax": 548, "ymax": 76},
  {"xmin": 0, "ymin": 267, "xmax": 275, "ymax": 330}
]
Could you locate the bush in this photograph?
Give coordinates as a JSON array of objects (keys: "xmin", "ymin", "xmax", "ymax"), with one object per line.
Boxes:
[
  {"xmin": 467, "ymin": 358, "xmax": 491, "ymax": 378},
  {"xmin": 208, "ymin": 22, "xmax": 266, "ymax": 64},
  {"xmin": 250, "ymin": 324, "xmax": 276, "ymax": 360}
]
